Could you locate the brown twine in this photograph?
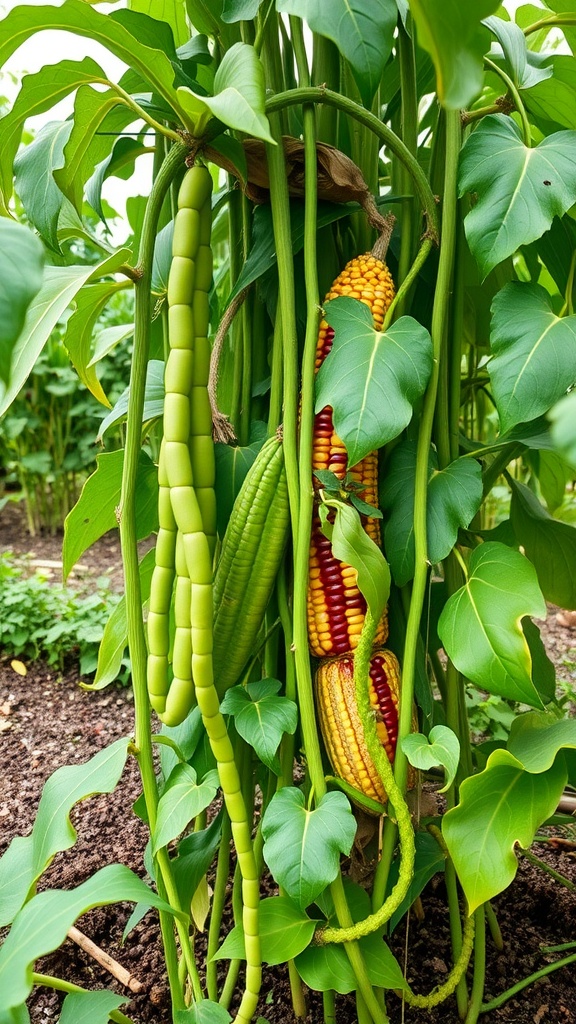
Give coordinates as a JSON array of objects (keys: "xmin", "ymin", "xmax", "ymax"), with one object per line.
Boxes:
[{"xmin": 208, "ymin": 287, "xmax": 250, "ymax": 444}]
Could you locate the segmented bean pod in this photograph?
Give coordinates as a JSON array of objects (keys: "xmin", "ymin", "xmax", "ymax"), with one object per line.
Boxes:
[
  {"xmin": 147, "ymin": 164, "xmax": 214, "ymax": 726},
  {"xmin": 147, "ymin": 440, "xmax": 177, "ymax": 716},
  {"xmin": 307, "ymin": 253, "xmax": 395, "ymax": 657}
]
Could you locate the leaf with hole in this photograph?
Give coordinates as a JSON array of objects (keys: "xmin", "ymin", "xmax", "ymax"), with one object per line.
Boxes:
[{"xmin": 459, "ymin": 115, "xmax": 576, "ymax": 277}]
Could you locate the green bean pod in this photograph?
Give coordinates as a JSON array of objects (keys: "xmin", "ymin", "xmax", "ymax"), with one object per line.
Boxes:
[
  {"xmin": 212, "ymin": 433, "xmax": 290, "ymax": 697},
  {"xmin": 147, "ymin": 440, "xmax": 176, "ymax": 715}
]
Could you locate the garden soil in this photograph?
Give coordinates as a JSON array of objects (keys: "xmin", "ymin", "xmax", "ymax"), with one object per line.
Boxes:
[{"xmin": 1, "ymin": 506, "xmax": 576, "ymax": 1024}]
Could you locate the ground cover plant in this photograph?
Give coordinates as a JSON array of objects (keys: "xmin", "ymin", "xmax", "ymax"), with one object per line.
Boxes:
[{"xmin": 1, "ymin": 2, "xmax": 576, "ymax": 1023}]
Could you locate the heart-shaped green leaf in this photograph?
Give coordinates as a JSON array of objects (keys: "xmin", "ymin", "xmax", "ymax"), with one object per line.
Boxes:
[
  {"xmin": 262, "ymin": 789, "xmax": 356, "ymax": 909},
  {"xmin": 442, "ymin": 748, "xmax": 567, "ymax": 912},
  {"xmin": 438, "ymin": 542, "xmax": 546, "ymax": 706},
  {"xmin": 459, "ymin": 115, "xmax": 576, "ymax": 277},
  {"xmin": 276, "ymin": 0, "xmax": 397, "ymax": 108},
  {"xmin": 510, "ymin": 478, "xmax": 576, "ymax": 609},
  {"xmin": 489, "ymin": 282, "xmax": 576, "ymax": 433},
  {"xmin": 316, "ymin": 297, "xmax": 433, "ymax": 468},
  {"xmin": 174, "ymin": 1003, "xmax": 232, "ymax": 1024},
  {"xmin": 153, "ymin": 765, "xmax": 219, "ymax": 854},
  {"xmin": 220, "ymin": 679, "xmax": 298, "ymax": 775},
  {"xmin": 380, "ymin": 442, "xmax": 483, "ymax": 585},
  {"xmin": 212, "ymin": 896, "xmax": 316, "ymax": 965},
  {"xmin": 401, "ymin": 726, "xmax": 460, "ymax": 793}
]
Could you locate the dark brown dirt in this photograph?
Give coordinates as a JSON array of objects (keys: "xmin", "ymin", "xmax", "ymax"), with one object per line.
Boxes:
[{"xmin": 1, "ymin": 504, "xmax": 576, "ymax": 1024}]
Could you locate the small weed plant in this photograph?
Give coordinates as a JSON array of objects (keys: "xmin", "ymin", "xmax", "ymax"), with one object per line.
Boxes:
[{"xmin": 0, "ymin": 552, "xmax": 122, "ymax": 675}]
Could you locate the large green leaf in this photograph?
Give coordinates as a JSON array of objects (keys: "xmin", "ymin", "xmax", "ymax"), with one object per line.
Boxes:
[
  {"xmin": 459, "ymin": 115, "xmax": 576, "ymax": 277},
  {"xmin": 408, "ymin": 0, "xmax": 498, "ymax": 109},
  {"xmin": 152, "ymin": 765, "xmax": 219, "ymax": 855},
  {"xmin": 525, "ymin": 55, "xmax": 576, "ymax": 131},
  {"xmin": 442, "ymin": 748, "xmax": 567, "ymax": 912},
  {"xmin": 129, "ymin": 0, "xmax": 190, "ymax": 46},
  {"xmin": 316, "ymin": 297, "xmax": 433, "ymax": 468},
  {"xmin": 483, "ymin": 16, "xmax": 552, "ymax": 89},
  {"xmin": 0, "ymin": 739, "xmax": 129, "ymax": 928},
  {"xmin": 14, "ymin": 119, "xmax": 72, "ymax": 251},
  {"xmin": 177, "ymin": 42, "xmax": 273, "ymax": 142},
  {"xmin": 510, "ymin": 478, "xmax": 576, "ymax": 609},
  {"xmin": 489, "ymin": 282, "xmax": 576, "ymax": 433},
  {"xmin": 380, "ymin": 442, "xmax": 483, "ymax": 585},
  {"xmin": 63, "ymin": 449, "xmax": 159, "ymax": 579},
  {"xmin": 213, "ymin": 896, "xmax": 316, "ymax": 965},
  {"xmin": 220, "ymin": 679, "xmax": 298, "ymax": 774},
  {"xmin": 437, "ymin": 542, "xmax": 546, "ymax": 705},
  {"xmin": 0, "ymin": 249, "xmax": 129, "ymax": 417},
  {"xmin": 261, "ymin": 789, "xmax": 356, "ymax": 909},
  {"xmin": 59, "ymin": 991, "xmax": 129, "ymax": 1024},
  {"xmin": 0, "ymin": 2, "xmax": 185, "ymax": 123},
  {"xmin": 0, "ymin": 221, "xmax": 44, "ymax": 387},
  {"xmin": 276, "ymin": 0, "xmax": 397, "ymax": 108},
  {"xmin": 549, "ymin": 391, "xmax": 576, "ymax": 469},
  {"xmin": 0, "ymin": 864, "xmax": 179, "ymax": 1013},
  {"xmin": 222, "ymin": 0, "xmax": 263, "ymax": 21},
  {"xmin": 320, "ymin": 496, "xmax": 390, "ymax": 626},
  {"xmin": 174, "ymin": 1004, "xmax": 232, "ymax": 1024},
  {"xmin": 508, "ymin": 711, "xmax": 576, "ymax": 772},
  {"xmin": 0, "ymin": 57, "xmax": 106, "ymax": 212}
]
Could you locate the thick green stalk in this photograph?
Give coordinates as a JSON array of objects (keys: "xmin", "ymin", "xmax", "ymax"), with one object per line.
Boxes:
[
  {"xmin": 464, "ymin": 907, "xmax": 486, "ymax": 1024},
  {"xmin": 206, "ymin": 810, "xmax": 232, "ymax": 1000},
  {"xmin": 484, "ymin": 57, "xmax": 531, "ymax": 146},
  {"xmin": 120, "ymin": 142, "xmax": 188, "ymax": 1013},
  {"xmin": 265, "ymin": 87, "xmax": 439, "ymax": 243},
  {"xmin": 397, "ymin": 20, "xmax": 419, "ymax": 306}
]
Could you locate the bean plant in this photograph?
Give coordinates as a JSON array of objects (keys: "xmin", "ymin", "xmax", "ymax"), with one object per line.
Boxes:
[{"xmin": 1, "ymin": 2, "xmax": 576, "ymax": 1023}]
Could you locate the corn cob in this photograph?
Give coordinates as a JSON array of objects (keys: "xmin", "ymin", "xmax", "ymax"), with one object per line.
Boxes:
[
  {"xmin": 315, "ymin": 648, "xmax": 402, "ymax": 806},
  {"xmin": 308, "ymin": 253, "xmax": 395, "ymax": 658}
]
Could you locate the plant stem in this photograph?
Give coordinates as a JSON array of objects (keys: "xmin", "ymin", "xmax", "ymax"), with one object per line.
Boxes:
[
  {"xmin": 519, "ymin": 848, "xmax": 576, "ymax": 890},
  {"xmin": 480, "ymin": 953, "xmax": 576, "ymax": 1012},
  {"xmin": 206, "ymin": 810, "xmax": 232, "ymax": 1001},
  {"xmin": 265, "ymin": 87, "xmax": 439, "ymax": 242},
  {"xmin": 485, "ymin": 902, "xmax": 504, "ymax": 951},
  {"xmin": 323, "ymin": 990, "xmax": 337, "ymax": 1024},
  {"xmin": 483, "ymin": 57, "xmax": 532, "ymax": 146},
  {"xmin": 32, "ymin": 974, "xmax": 135, "ymax": 1024},
  {"xmin": 464, "ymin": 907, "xmax": 486, "ymax": 1024},
  {"xmin": 524, "ymin": 14, "xmax": 576, "ymax": 35}
]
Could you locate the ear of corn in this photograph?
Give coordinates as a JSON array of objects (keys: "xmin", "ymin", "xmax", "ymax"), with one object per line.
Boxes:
[
  {"xmin": 315, "ymin": 648, "xmax": 403, "ymax": 807},
  {"xmin": 308, "ymin": 252, "xmax": 395, "ymax": 658}
]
